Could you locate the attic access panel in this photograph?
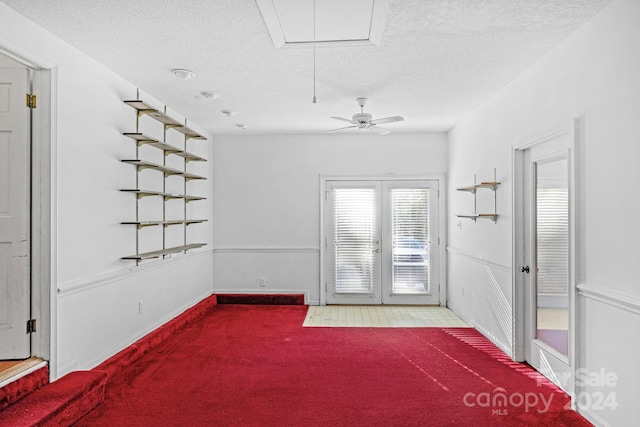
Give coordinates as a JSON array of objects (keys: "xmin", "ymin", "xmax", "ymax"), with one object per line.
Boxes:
[{"xmin": 257, "ymin": 0, "xmax": 388, "ymax": 48}]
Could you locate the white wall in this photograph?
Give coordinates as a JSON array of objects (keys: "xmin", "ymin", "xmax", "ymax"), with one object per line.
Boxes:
[
  {"xmin": 212, "ymin": 133, "xmax": 447, "ymax": 304},
  {"xmin": 447, "ymin": 0, "xmax": 640, "ymax": 425},
  {"xmin": 0, "ymin": 3, "xmax": 214, "ymax": 378}
]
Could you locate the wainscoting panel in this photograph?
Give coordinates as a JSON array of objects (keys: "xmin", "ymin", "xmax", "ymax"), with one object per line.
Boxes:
[
  {"xmin": 576, "ymin": 283, "xmax": 640, "ymax": 427},
  {"xmin": 212, "ymin": 248, "xmax": 320, "ymax": 305},
  {"xmin": 447, "ymin": 247, "xmax": 513, "ymax": 357}
]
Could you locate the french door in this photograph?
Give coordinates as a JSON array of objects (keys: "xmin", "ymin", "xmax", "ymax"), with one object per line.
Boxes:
[{"xmin": 326, "ymin": 180, "xmax": 439, "ymax": 305}]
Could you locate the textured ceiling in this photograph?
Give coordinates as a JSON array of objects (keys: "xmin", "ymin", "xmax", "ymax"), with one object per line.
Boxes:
[{"xmin": 1, "ymin": 0, "xmax": 613, "ymax": 135}]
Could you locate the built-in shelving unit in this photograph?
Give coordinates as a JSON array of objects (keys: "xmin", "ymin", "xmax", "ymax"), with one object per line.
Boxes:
[
  {"xmin": 456, "ymin": 170, "xmax": 500, "ymax": 223},
  {"xmin": 121, "ymin": 94, "xmax": 208, "ymax": 263}
]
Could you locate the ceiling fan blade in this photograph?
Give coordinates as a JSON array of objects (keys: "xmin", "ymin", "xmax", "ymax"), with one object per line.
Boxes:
[
  {"xmin": 371, "ymin": 116, "xmax": 404, "ymax": 125},
  {"xmin": 330, "ymin": 116, "xmax": 355, "ymax": 124},
  {"xmin": 370, "ymin": 126, "xmax": 391, "ymax": 135},
  {"xmin": 327, "ymin": 125, "xmax": 357, "ymax": 134}
]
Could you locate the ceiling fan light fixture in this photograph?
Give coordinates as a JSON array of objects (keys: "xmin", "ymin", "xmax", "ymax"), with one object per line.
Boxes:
[{"xmin": 171, "ymin": 68, "xmax": 196, "ymax": 80}]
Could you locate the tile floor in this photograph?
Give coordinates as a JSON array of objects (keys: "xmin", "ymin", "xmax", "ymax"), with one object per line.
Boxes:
[{"xmin": 303, "ymin": 305, "xmax": 470, "ymax": 328}]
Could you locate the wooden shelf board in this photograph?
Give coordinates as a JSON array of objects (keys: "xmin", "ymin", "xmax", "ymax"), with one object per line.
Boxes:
[
  {"xmin": 123, "ymin": 243, "xmax": 206, "ymax": 261},
  {"xmin": 124, "ymin": 100, "xmax": 206, "ymax": 140},
  {"xmin": 122, "ymin": 159, "xmax": 205, "ymax": 179},
  {"xmin": 456, "ymin": 186, "xmax": 476, "ymax": 193},
  {"xmin": 121, "ymin": 189, "xmax": 186, "ymax": 200}
]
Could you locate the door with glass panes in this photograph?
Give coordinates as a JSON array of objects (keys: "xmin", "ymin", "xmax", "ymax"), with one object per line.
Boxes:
[{"xmin": 326, "ymin": 180, "xmax": 439, "ymax": 305}]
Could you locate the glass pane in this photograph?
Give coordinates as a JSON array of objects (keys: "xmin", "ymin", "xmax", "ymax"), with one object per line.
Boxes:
[
  {"xmin": 334, "ymin": 188, "xmax": 376, "ymax": 294},
  {"xmin": 391, "ymin": 188, "xmax": 430, "ymax": 294},
  {"xmin": 536, "ymin": 158, "xmax": 569, "ymax": 356}
]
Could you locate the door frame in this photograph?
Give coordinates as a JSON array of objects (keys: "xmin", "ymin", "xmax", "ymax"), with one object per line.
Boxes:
[
  {"xmin": 0, "ymin": 43, "xmax": 56, "ymax": 379},
  {"xmin": 512, "ymin": 118, "xmax": 578, "ymax": 396},
  {"xmin": 320, "ymin": 174, "xmax": 446, "ymax": 306}
]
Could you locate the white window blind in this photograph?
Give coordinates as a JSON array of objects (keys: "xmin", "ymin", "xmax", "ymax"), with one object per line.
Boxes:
[
  {"xmin": 333, "ymin": 188, "xmax": 376, "ymax": 294},
  {"xmin": 536, "ymin": 188, "xmax": 569, "ymax": 295},
  {"xmin": 391, "ymin": 188, "xmax": 430, "ymax": 294}
]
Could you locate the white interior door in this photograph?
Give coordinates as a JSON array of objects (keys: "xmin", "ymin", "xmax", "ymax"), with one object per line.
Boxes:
[
  {"xmin": 518, "ymin": 128, "xmax": 575, "ymax": 394},
  {"xmin": 326, "ymin": 180, "xmax": 439, "ymax": 305},
  {"xmin": 0, "ymin": 67, "xmax": 31, "ymax": 359}
]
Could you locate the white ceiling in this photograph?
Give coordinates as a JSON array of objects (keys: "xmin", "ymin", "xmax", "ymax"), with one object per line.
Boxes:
[{"xmin": 1, "ymin": 0, "xmax": 613, "ymax": 136}]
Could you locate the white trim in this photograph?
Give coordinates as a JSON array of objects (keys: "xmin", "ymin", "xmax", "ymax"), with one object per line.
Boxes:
[
  {"xmin": 213, "ymin": 247, "xmax": 319, "ymax": 254},
  {"xmin": 0, "ymin": 360, "xmax": 48, "ymax": 389},
  {"xmin": 577, "ymin": 283, "xmax": 640, "ymax": 316},
  {"xmin": 57, "ymin": 249, "xmax": 214, "ymax": 297},
  {"xmin": 512, "ymin": 123, "xmax": 572, "ymax": 151},
  {"xmin": 446, "ymin": 246, "xmax": 511, "ymax": 272},
  {"xmin": 320, "ymin": 174, "xmax": 447, "ymax": 306}
]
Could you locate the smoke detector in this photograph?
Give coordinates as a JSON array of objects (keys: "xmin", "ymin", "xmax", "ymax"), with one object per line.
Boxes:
[
  {"xmin": 196, "ymin": 91, "xmax": 220, "ymax": 100},
  {"xmin": 171, "ymin": 68, "xmax": 196, "ymax": 80},
  {"xmin": 221, "ymin": 109, "xmax": 238, "ymax": 117}
]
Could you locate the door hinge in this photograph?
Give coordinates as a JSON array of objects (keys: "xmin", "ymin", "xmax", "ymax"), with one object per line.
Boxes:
[
  {"xmin": 26, "ymin": 319, "xmax": 37, "ymax": 334},
  {"xmin": 26, "ymin": 93, "xmax": 37, "ymax": 109}
]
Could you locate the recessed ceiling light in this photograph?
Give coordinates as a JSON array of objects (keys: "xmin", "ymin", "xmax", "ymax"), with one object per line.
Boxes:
[
  {"xmin": 235, "ymin": 123, "xmax": 248, "ymax": 130},
  {"xmin": 221, "ymin": 109, "xmax": 238, "ymax": 117},
  {"xmin": 196, "ymin": 91, "xmax": 221, "ymax": 100},
  {"xmin": 171, "ymin": 68, "xmax": 196, "ymax": 80}
]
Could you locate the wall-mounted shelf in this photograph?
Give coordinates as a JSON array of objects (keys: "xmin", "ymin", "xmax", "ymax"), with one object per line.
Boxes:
[
  {"xmin": 122, "ymin": 243, "xmax": 207, "ymax": 261},
  {"xmin": 456, "ymin": 170, "xmax": 500, "ymax": 223},
  {"xmin": 121, "ymin": 159, "xmax": 206, "ymax": 181},
  {"xmin": 121, "ymin": 93, "xmax": 208, "ymax": 264},
  {"xmin": 123, "ymin": 133, "xmax": 206, "ymax": 162},
  {"xmin": 120, "ymin": 189, "xmax": 206, "ymax": 202},
  {"xmin": 121, "ymin": 219, "xmax": 208, "ymax": 229},
  {"xmin": 124, "ymin": 100, "xmax": 206, "ymax": 140}
]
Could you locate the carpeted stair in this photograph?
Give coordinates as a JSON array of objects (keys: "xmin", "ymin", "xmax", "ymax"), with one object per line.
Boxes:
[{"xmin": 0, "ymin": 370, "xmax": 107, "ymax": 427}]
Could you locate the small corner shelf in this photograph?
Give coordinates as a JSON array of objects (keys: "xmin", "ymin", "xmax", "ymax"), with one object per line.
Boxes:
[
  {"xmin": 121, "ymin": 93, "xmax": 208, "ymax": 265},
  {"xmin": 456, "ymin": 170, "xmax": 500, "ymax": 224}
]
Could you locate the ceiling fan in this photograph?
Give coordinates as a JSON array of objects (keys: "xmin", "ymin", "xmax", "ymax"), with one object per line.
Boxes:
[{"xmin": 327, "ymin": 97, "xmax": 404, "ymax": 135}]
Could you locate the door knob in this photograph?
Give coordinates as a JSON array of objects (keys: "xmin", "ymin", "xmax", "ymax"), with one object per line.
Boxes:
[
  {"xmin": 520, "ymin": 266, "xmax": 530, "ymax": 273},
  {"xmin": 373, "ymin": 249, "xmax": 380, "ymax": 253}
]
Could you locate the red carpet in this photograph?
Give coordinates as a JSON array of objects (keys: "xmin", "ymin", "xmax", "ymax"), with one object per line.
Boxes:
[{"xmin": 74, "ymin": 305, "xmax": 591, "ymax": 426}]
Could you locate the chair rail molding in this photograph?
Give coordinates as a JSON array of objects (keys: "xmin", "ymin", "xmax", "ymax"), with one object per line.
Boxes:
[
  {"xmin": 57, "ymin": 249, "xmax": 214, "ymax": 297},
  {"xmin": 446, "ymin": 246, "xmax": 511, "ymax": 272},
  {"xmin": 577, "ymin": 282, "xmax": 640, "ymax": 316}
]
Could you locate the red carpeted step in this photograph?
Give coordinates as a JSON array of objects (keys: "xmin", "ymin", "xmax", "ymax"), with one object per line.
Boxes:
[
  {"xmin": 0, "ymin": 371, "xmax": 107, "ymax": 427},
  {"xmin": 0, "ymin": 364, "xmax": 49, "ymax": 412},
  {"xmin": 216, "ymin": 293, "xmax": 304, "ymax": 305}
]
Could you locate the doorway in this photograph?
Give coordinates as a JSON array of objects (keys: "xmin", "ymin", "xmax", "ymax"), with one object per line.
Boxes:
[
  {"xmin": 513, "ymin": 120, "xmax": 577, "ymax": 396},
  {"xmin": 0, "ymin": 48, "xmax": 52, "ymax": 377},
  {"xmin": 323, "ymin": 178, "xmax": 444, "ymax": 305},
  {"xmin": 0, "ymin": 61, "xmax": 31, "ymax": 360}
]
